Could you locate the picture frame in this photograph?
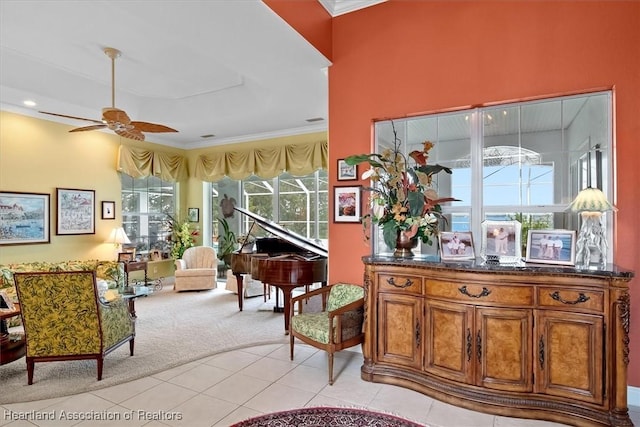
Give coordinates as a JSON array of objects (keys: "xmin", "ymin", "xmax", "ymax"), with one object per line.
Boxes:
[
  {"xmin": 481, "ymin": 220, "xmax": 522, "ymax": 263},
  {"xmin": 118, "ymin": 252, "xmax": 134, "ymax": 263},
  {"xmin": 101, "ymin": 201, "xmax": 115, "ymax": 220},
  {"xmin": 439, "ymin": 231, "xmax": 475, "ymax": 260},
  {"xmin": 525, "ymin": 229, "xmax": 576, "ymax": 266},
  {"xmin": 56, "ymin": 188, "xmax": 95, "ymax": 235},
  {"xmin": 150, "ymin": 249, "xmax": 162, "ymax": 261},
  {"xmin": 188, "ymin": 207, "xmax": 199, "ymax": 223},
  {"xmin": 0, "ymin": 191, "xmax": 50, "ymax": 246},
  {"xmin": 337, "ymin": 159, "xmax": 357, "ymax": 181},
  {"xmin": 0, "ymin": 290, "xmax": 16, "ymax": 312},
  {"xmin": 334, "ymin": 186, "xmax": 361, "ymax": 223}
]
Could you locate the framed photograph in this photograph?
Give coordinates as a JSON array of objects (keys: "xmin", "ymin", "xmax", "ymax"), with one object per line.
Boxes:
[
  {"xmin": 439, "ymin": 231, "xmax": 475, "ymax": 260},
  {"xmin": 118, "ymin": 252, "xmax": 134, "ymax": 263},
  {"xmin": 150, "ymin": 249, "xmax": 162, "ymax": 261},
  {"xmin": 337, "ymin": 159, "xmax": 357, "ymax": 181},
  {"xmin": 334, "ymin": 186, "xmax": 361, "ymax": 223},
  {"xmin": 481, "ymin": 220, "xmax": 522, "ymax": 263},
  {"xmin": 101, "ymin": 201, "xmax": 115, "ymax": 220},
  {"xmin": 0, "ymin": 191, "xmax": 50, "ymax": 246},
  {"xmin": 188, "ymin": 207, "xmax": 199, "ymax": 222},
  {"xmin": 56, "ymin": 188, "xmax": 95, "ymax": 235},
  {"xmin": 0, "ymin": 290, "xmax": 16, "ymax": 312},
  {"xmin": 525, "ymin": 229, "xmax": 576, "ymax": 266}
]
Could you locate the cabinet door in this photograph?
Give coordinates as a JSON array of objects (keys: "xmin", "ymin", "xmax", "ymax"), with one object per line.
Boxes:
[
  {"xmin": 377, "ymin": 293, "xmax": 422, "ymax": 369},
  {"xmin": 424, "ymin": 299, "xmax": 474, "ymax": 384},
  {"xmin": 535, "ymin": 310, "xmax": 604, "ymax": 404},
  {"xmin": 476, "ymin": 307, "xmax": 533, "ymax": 392}
]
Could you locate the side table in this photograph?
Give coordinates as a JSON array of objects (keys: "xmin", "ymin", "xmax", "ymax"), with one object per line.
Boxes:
[
  {"xmin": 1, "ymin": 304, "xmax": 26, "ymax": 365},
  {"xmin": 123, "ymin": 261, "xmax": 147, "ymax": 286}
]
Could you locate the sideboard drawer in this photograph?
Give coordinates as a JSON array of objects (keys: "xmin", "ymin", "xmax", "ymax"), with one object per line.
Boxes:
[
  {"xmin": 537, "ymin": 287, "xmax": 604, "ymax": 312},
  {"xmin": 378, "ymin": 274, "xmax": 422, "ymax": 294},
  {"xmin": 425, "ymin": 280, "xmax": 533, "ymax": 306}
]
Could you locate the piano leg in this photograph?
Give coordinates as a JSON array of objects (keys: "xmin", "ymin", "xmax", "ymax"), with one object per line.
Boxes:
[
  {"xmin": 234, "ymin": 273, "xmax": 244, "ymax": 311},
  {"xmin": 281, "ymin": 286, "xmax": 294, "ymax": 335},
  {"xmin": 273, "ymin": 286, "xmax": 284, "ymax": 313}
]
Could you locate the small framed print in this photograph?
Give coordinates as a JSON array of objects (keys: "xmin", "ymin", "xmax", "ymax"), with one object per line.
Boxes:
[
  {"xmin": 525, "ymin": 229, "xmax": 576, "ymax": 266},
  {"xmin": 334, "ymin": 186, "xmax": 361, "ymax": 223},
  {"xmin": 481, "ymin": 220, "xmax": 522, "ymax": 263},
  {"xmin": 118, "ymin": 252, "xmax": 134, "ymax": 263},
  {"xmin": 439, "ymin": 231, "xmax": 475, "ymax": 260},
  {"xmin": 101, "ymin": 201, "xmax": 115, "ymax": 220},
  {"xmin": 188, "ymin": 207, "xmax": 199, "ymax": 223},
  {"xmin": 56, "ymin": 188, "xmax": 95, "ymax": 235},
  {"xmin": 337, "ymin": 159, "xmax": 357, "ymax": 181},
  {"xmin": 150, "ymin": 249, "xmax": 162, "ymax": 261}
]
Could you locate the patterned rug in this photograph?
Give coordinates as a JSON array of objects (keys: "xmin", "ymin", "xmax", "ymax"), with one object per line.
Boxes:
[{"xmin": 231, "ymin": 406, "xmax": 426, "ymax": 426}]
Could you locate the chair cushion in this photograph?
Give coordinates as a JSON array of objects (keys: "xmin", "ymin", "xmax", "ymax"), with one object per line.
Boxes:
[
  {"xmin": 327, "ymin": 283, "xmax": 364, "ymax": 312},
  {"xmin": 292, "ymin": 312, "xmax": 330, "ymax": 344},
  {"xmin": 174, "ymin": 268, "xmax": 216, "ymax": 278}
]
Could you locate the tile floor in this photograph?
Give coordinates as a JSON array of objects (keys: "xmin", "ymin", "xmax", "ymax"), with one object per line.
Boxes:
[{"xmin": 1, "ymin": 343, "xmax": 639, "ymax": 427}]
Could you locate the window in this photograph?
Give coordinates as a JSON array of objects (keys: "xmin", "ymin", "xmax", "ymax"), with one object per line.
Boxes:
[
  {"xmin": 373, "ymin": 91, "xmax": 612, "ymax": 258},
  {"xmin": 121, "ymin": 174, "xmax": 176, "ymax": 256},
  {"xmin": 208, "ymin": 170, "xmax": 328, "ymax": 249}
]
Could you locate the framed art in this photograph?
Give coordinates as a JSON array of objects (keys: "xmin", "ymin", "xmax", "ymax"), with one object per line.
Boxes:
[
  {"xmin": 118, "ymin": 252, "xmax": 134, "ymax": 263},
  {"xmin": 56, "ymin": 188, "xmax": 95, "ymax": 235},
  {"xmin": 0, "ymin": 191, "xmax": 50, "ymax": 246},
  {"xmin": 150, "ymin": 249, "xmax": 162, "ymax": 261},
  {"xmin": 525, "ymin": 229, "xmax": 576, "ymax": 266},
  {"xmin": 101, "ymin": 201, "xmax": 115, "ymax": 220},
  {"xmin": 481, "ymin": 220, "xmax": 522, "ymax": 263},
  {"xmin": 188, "ymin": 207, "xmax": 199, "ymax": 222},
  {"xmin": 337, "ymin": 159, "xmax": 357, "ymax": 181},
  {"xmin": 439, "ymin": 231, "xmax": 475, "ymax": 260},
  {"xmin": 334, "ymin": 186, "xmax": 361, "ymax": 223}
]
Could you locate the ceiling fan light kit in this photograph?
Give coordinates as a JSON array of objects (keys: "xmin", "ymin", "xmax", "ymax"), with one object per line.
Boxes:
[{"xmin": 39, "ymin": 47, "xmax": 177, "ymax": 141}]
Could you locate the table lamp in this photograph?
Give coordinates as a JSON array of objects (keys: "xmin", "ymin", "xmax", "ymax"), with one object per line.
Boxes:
[
  {"xmin": 567, "ymin": 187, "xmax": 614, "ymax": 269},
  {"xmin": 106, "ymin": 227, "xmax": 131, "ymax": 259}
]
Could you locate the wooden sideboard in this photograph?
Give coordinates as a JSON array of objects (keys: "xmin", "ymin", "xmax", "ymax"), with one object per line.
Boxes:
[{"xmin": 361, "ymin": 256, "xmax": 634, "ymax": 427}]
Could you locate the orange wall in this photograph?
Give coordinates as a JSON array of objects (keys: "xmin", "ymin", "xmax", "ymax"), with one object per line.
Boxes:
[{"xmin": 271, "ymin": 0, "xmax": 640, "ymax": 386}]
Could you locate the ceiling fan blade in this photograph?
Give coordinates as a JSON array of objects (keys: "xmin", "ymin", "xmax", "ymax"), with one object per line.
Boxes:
[
  {"xmin": 102, "ymin": 107, "xmax": 131, "ymax": 125},
  {"xmin": 115, "ymin": 128, "xmax": 145, "ymax": 141},
  {"xmin": 69, "ymin": 124, "xmax": 107, "ymax": 133},
  {"xmin": 131, "ymin": 121, "xmax": 179, "ymax": 133},
  {"xmin": 39, "ymin": 111, "xmax": 103, "ymax": 124}
]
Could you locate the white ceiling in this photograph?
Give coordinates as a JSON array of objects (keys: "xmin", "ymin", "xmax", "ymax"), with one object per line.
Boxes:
[{"xmin": 0, "ymin": 1, "xmax": 346, "ymax": 149}]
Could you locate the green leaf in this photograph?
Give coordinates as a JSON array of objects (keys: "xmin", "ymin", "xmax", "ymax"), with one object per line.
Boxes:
[{"xmin": 381, "ymin": 222, "xmax": 399, "ymax": 250}]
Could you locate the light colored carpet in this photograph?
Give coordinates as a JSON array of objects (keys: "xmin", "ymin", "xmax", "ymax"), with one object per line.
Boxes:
[{"xmin": 0, "ymin": 282, "xmax": 290, "ymax": 404}]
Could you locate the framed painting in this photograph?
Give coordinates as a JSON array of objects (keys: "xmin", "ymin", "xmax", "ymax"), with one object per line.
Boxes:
[
  {"xmin": 439, "ymin": 231, "xmax": 475, "ymax": 260},
  {"xmin": 525, "ymin": 229, "xmax": 576, "ymax": 266},
  {"xmin": 56, "ymin": 188, "xmax": 95, "ymax": 235},
  {"xmin": 101, "ymin": 201, "xmax": 115, "ymax": 220},
  {"xmin": 118, "ymin": 252, "xmax": 134, "ymax": 263},
  {"xmin": 188, "ymin": 207, "xmax": 199, "ymax": 222},
  {"xmin": 0, "ymin": 191, "xmax": 50, "ymax": 246},
  {"xmin": 334, "ymin": 186, "xmax": 361, "ymax": 223},
  {"xmin": 480, "ymin": 220, "xmax": 522, "ymax": 263},
  {"xmin": 337, "ymin": 159, "xmax": 357, "ymax": 181}
]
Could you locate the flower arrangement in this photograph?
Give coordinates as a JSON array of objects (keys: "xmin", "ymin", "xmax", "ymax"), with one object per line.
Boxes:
[
  {"xmin": 345, "ymin": 123, "xmax": 456, "ymax": 252},
  {"xmin": 166, "ymin": 215, "xmax": 199, "ymax": 259}
]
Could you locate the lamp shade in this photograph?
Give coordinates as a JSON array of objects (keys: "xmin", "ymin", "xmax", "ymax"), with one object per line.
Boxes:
[
  {"xmin": 567, "ymin": 187, "xmax": 615, "ymax": 213},
  {"xmin": 106, "ymin": 227, "xmax": 131, "ymax": 245}
]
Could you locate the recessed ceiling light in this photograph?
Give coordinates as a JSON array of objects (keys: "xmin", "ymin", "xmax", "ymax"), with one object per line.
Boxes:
[
  {"xmin": 23, "ymin": 100, "xmax": 37, "ymax": 107},
  {"xmin": 306, "ymin": 117, "xmax": 324, "ymax": 123},
  {"xmin": 200, "ymin": 134, "xmax": 215, "ymax": 139}
]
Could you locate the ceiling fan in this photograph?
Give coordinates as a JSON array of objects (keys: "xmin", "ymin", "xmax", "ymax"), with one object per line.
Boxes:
[{"xmin": 39, "ymin": 47, "xmax": 178, "ymax": 141}]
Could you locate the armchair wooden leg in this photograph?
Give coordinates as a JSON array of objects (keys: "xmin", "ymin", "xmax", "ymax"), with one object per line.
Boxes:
[
  {"xmin": 97, "ymin": 357, "xmax": 103, "ymax": 381},
  {"xmin": 328, "ymin": 352, "xmax": 334, "ymax": 385},
  {"xmin": 26, "ymin": 358, "xmax": 34, "ymax": 385}
]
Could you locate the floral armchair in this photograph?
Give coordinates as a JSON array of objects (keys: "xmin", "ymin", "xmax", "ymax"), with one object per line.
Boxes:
[
  {"xmin": 13, "ymin": 270, "xmax": 135, "ymax": 385},
  {"xmin": 289, "ymin": 283, "xmax": 365, "ymax": 385}
]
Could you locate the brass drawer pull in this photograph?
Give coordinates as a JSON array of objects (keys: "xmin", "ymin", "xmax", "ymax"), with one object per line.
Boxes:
[
  {"xmin": 549, "ymin": 291, "xmax": 590, "ymax": 305},
  {"xmin": 458, "ymin": 285, "xmax": 491, "ymax": 298},
  {"xmin": 387, "ymin": 277, "xmax": 413, "ymax": 288}
]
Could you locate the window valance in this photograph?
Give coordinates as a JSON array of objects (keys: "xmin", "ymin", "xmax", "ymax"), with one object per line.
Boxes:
[
  {"xmin": 117, "ymin": 145, "xmax": 188, "ymax": 182},
  {"xmin": 194, "ymin": 140, "xmax": 328, "ymax": 182}
]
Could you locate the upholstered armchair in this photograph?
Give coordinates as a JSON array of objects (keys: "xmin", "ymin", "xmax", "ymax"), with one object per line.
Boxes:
[
  {"xmin": 174, "ymin": 246, "xmax": 217, "ymax": 291},
  {"xmin": 13, "ymin": 270, "xmax": 135, "ymax": 385},
  {"xmin": 289, "ymin": 283, "xmax": 364, "ymax": 385}
]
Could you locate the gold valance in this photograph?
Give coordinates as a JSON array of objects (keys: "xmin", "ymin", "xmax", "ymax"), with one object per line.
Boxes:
[
  {"xmin": 194, "ymin": 140, "xmax": 327, "ymax": 182},
  {"xmin": 117, "ymin": 145, "xmax": 188, "ymax": 182}
]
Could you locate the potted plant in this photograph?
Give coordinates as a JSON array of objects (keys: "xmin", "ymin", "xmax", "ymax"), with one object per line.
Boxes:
[{"xmin": 217, "ymin": 217, "xmax": 237, "ymax": 269}]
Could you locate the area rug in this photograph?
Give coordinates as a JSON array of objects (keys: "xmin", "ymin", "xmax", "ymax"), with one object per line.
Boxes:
[
  {"xmin": 231, "ymin": 407, "xmax": 426, "ymax": 427},
  {"xmin": 0, "ymin": 282, "xmax": 291, "ymax": 404}
]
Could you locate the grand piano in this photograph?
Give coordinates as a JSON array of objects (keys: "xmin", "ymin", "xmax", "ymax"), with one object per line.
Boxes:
[{"xmin": 230, "ymin": 207, "xmax": 328, "ymax": 334}]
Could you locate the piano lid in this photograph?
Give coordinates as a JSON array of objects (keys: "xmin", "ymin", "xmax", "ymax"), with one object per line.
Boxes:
[{"xmin": 234, "ymin": 206, "xmax": 328, "ymax": 258}]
